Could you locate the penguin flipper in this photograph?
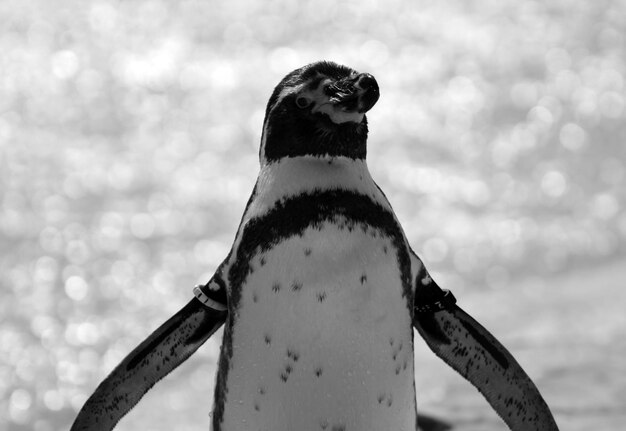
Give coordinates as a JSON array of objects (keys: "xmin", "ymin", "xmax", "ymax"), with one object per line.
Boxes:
[
  {"xmin": 70, "ymin": 298, "xmax": 226, "ymax": 431},
  {"xmin": 413, "ymin": 302, "xmax": 559, "ymax": 431}
]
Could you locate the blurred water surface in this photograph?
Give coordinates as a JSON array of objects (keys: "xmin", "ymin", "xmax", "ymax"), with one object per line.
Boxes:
[{"xmin": 1, "ymin": 0, "xmax": 625, "ymax": 430}]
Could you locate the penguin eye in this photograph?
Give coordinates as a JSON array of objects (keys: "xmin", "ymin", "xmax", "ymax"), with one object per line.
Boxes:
[{"xmin": 295, "ymin": 96, "xmax": 312, "ymax": 108}]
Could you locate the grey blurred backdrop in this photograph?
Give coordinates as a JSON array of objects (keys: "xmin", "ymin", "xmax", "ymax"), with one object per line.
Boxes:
[{"xmin": 1, "ymin": 0, "xmax": 625, "ymax": 430}]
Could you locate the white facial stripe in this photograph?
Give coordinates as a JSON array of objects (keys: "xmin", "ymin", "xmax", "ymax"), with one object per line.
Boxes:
[
  {"xmin": 313, "ymin": 104, "xmax": 365, "ymax": 124},
  {"xmin": 293, "ymin": 77, "xmax": 328, "ymax": 109},
  {"xmin": 276, "ymin": 84, "xmax": 305, "ymax": 104}
]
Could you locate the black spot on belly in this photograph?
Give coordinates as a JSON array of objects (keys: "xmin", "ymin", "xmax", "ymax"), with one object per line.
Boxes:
[
  {"xmin": 314, "ymin": 366, "xmax": 323, "ymax": 377},
  {"xmin": 291, "ymin": 280, "xmax": 303, "ymax": 291},
  {"xmin": 304, "ymin": 247, "xmax": 312, "ymax": 256},
  {"xmin": 377, "ymin": 392, "xmax": 393, "ymax": 407},
  {"xmin": 287, "ymin": 348, "xmax": 300, "ymax": 361},
  {"xmin": 264, "ymin": 334, "xmax": 272, "ymax": 345},
  {"xmin": 360, "ymin": 273, "xmax": 367, "ymax": 284},
  {"xmin": 317, "ymin": 291, "xmax": 327, "ymax": 302},
  {"xmin": 219, "ymin": 190, "xmax": 415, "ymax": 429},
  {"xmin": 272, "ymin": 282, "xmax": 281, "ymax": 293},
  {"xmin": 228, "ymin": 190, "xmax": 413, "ymax": 310},
  {"xmin": 332, "ymin": 424, "xmax": 346, "ymax": 431}
]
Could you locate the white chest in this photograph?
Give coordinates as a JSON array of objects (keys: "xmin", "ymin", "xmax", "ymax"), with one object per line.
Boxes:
[{"xmin": 215, "ymin": 220, "xmax": 417, "ymax": 431}]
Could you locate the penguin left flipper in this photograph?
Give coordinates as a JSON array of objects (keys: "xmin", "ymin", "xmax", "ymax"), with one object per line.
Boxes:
[
  {"xmin": 413, "ymin": 273, "xmax": 559, "ymax": 431},
  {"xmin": 70, "ymin": 282, "xmax": 227, "ymax": 431}
]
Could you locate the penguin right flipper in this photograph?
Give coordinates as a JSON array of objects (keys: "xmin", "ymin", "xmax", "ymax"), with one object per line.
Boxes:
[
  {"xmin": 70, "ymin": 280, "xmax": 227, "ymax": 431},
  {"xmin": 412, "ymin": 270, "xmax": 559, "ymax": 431}
]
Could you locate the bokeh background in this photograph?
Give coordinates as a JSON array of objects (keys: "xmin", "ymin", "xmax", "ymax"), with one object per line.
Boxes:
[{"xmin": 1, "ymin": 0, "xmax": 625, "ymax": 430}]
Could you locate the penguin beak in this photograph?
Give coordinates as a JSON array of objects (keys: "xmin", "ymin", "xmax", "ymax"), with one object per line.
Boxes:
[
  {"xmin": 305, "ymin": 72, "xmax": 379, "ymax": 124},
  {"xmin": 327, "ymin": 73, "xmax": 380, "ymax": 114}
]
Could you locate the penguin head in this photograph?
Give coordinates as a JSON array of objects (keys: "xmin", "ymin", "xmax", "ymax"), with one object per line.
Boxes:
[{"xmin": 260, "ymin": 61, "xmax": 380, "ymax": 163}]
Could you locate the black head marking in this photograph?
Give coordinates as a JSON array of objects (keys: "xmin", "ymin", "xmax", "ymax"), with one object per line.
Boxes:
[{"xmin": 261, "ymin": 61, "xmax": 379, "ymax": 162}]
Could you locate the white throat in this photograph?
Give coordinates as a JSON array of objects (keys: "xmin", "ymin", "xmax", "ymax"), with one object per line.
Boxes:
[{"xmin": 247, "ymin": 157, "xmax": 390, "ymax": 222}]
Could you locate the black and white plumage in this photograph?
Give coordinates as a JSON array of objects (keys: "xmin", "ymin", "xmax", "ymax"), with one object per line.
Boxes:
[{"xmin": 71, "ymin": 61, "xmax": 559, "ymax": 431}]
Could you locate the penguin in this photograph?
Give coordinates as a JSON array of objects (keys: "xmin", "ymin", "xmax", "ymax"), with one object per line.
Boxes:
[{"xmin": 71, "ymin": 61, "xmax": 559, "ymax": 431}]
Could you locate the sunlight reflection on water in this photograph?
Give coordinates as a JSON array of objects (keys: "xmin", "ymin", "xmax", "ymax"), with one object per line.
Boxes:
[{"xmin": 1, "ymin": 0, "xmax": 625, "ymax": 430}]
